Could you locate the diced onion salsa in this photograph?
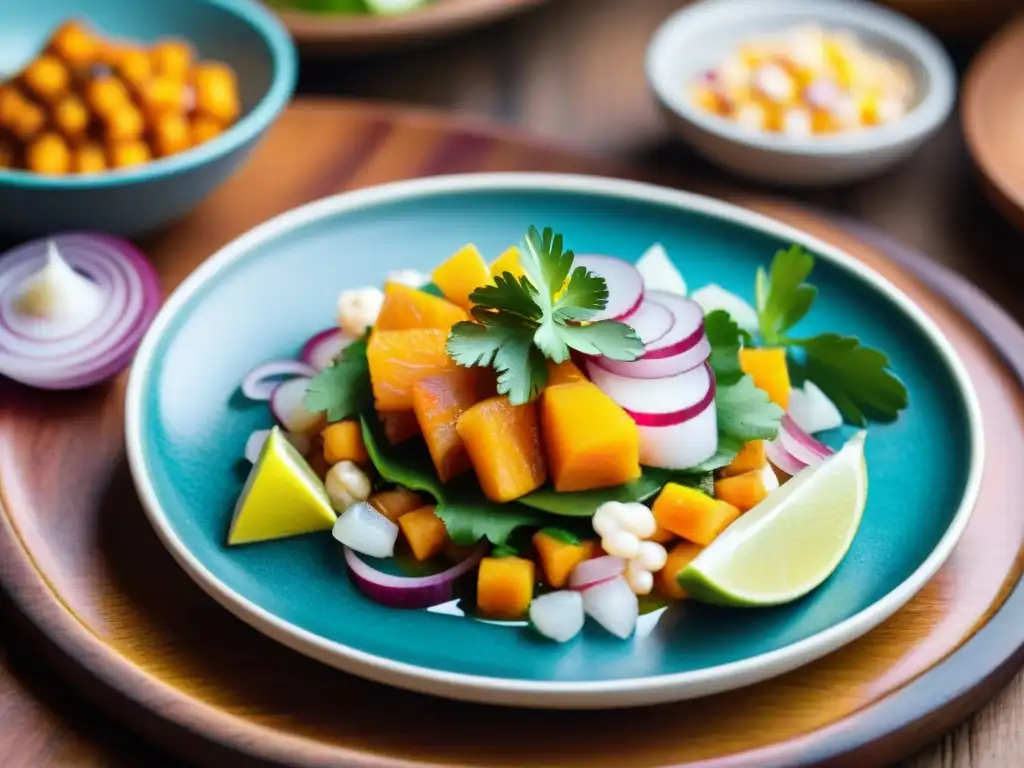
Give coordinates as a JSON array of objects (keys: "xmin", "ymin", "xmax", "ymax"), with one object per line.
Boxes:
[{"xmin": 229, "ymin": 227, "xmax": 907, "ymax": 642}]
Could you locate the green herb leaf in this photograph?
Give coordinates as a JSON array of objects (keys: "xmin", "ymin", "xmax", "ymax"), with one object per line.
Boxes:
[
  {"xmin": 360, "ymin": 414, "xmax": 444, "ymax": 499},
  {"xmin": 435, "ymin": 498, "xmax": 551, "ymax": 547},
  {"xmin": 519, "ymin": 467, "xmax": 713, "ymax": 515},
  {"xmin": 304, "ymin": 336, "xmax": 372, "ymax": 422},
  {"xmin": 694, "ymin": 376, "xmax": 784, "ymax": 471},
  {"xmin": 491, "ymin": 544, "xmax": 519, "ymax": 558},
  {"xmin": 538, "ymin": 527, "xmax": 581, "ymax": 545},
  {"xmin": 447, "ymin": 226, "xmax": 642, "ymax": 405},
  {"xmin": 756, "ymin": 245, "xmax": 818, "ymax": 345},
  {"xmin": 705, "ymin": 309, "xmax": 745, "ymax": 386},
  {"xmin": 792, "ymin": 333, "xmax": 909, "ymax": 426}
]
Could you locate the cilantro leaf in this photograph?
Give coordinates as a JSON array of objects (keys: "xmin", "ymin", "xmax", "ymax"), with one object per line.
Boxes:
[
  {"xmin": 494, "ymin": 331, "xmax": 549, "ymax": 405},
  {"xmin": 756, "ymin": 245, "xmax": 818, "ymax": 345},
  {"xmin": 557, "ymin": 320, "xmax": 644, "ymax": 361},
  {"xmin": 448, "ymin": 312, "xmax": 549, "ymax": 404},
  {"xmin": 303, "ymin": 337, "xmax": 372, "ymax": 422},
  {"xmin": 467, "ymin": 274, "xmax": 540, "ymax": 322},
  {"xmin": 436, "ymin": 499, "xmax": 551, "ymax": 547},
  {"xmin": 538, "ymin": 527, "xmax": 581, "ymax": 545},
  {"xmin": 491, "ymin": 544, "xmax": 520, "ymax": 557},
  {"xmin": 793, "ymin": 333, "xmax": 909, "ymax": 426},
  {"xmin": 694, "ymin": 375, "xmax": 783, "ymax": 471},
  {"xmin": 554, "ymin": 265, "xmax": 608, "ymax": 321},
  {"xmin": 705, "ymin": 309, "xmax": 745, "ymax": 386},
  {"xmin": 519, "ymin": 226, "xmax": 575, "ymax": 311}
]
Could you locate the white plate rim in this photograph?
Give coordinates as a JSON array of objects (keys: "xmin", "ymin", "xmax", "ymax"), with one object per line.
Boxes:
[{"xmin": 124, "ymin": 172, "xmax": 984, "ymax": 709}]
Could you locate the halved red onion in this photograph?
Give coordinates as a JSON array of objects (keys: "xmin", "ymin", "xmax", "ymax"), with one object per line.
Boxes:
[
  {"xmin": 593, "ymin": 291, "xmax": 710, "ymax": 379},
  {"xmin": 344, "ymin": 541, "xmax": 488, "ymax": 609},
  {"xmin": 300, "ymin": 328, "xmax": 351, "ymax": 371},
  {"xmin": 587, "ymin": 361, "xmax": 719, "ymax": 469},
  {"xmin": 624, "ymin": 298, "xmax": 673, "ymax": 345},
  {"xmin": 572, "ymin": 254, "xmax": 644, "ymax": 321},
  {"xmin": 568, "ymin": 555, "xmax": 627, "ymax": 590},
  {"xmin": 779, "ymin": 414, "xmax": 835, "ymax": 466},
  {"xmin": 765, "ymin": 438, "xmax": 808, "ymax": 477},
  {"xmin": 0, "ymin": 234, "xmax": 161, "ymax": 390},
  {"xmin": 270, "ymin": 376, "xmax": 323, "ymax": 435},
  {"xmin": 241, "ymin": 359, "xmax": 318, "ymax": 401}
]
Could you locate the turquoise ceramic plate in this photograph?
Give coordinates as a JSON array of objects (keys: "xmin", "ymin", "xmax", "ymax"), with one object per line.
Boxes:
[{"xmin": 125, "ymin": 174, "xmax": 983, "ymax": 708}]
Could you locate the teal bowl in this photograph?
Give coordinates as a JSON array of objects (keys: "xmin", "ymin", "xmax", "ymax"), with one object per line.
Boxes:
[
  {"xmin": 125, "ymin": 174, "xmax": 983, "ymax": 708},
  {"xmin": 0, "ymin": 0, "xmax": 296, "ymax": 237}
]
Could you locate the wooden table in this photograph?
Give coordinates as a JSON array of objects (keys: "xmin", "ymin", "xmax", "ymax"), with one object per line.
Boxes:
[{"xmin": 1, "ymin": 1, "xmax": 1022, "ymax": 766}]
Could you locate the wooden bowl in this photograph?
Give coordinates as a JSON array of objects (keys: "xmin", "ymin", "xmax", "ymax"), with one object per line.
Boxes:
[
  {"xmin": 267, "ymin": 0, "xmax": 547, "ymax": 55},
  {"xmin": 962, "ymin": 15, "xmax": 1024, "ymax": 231}
]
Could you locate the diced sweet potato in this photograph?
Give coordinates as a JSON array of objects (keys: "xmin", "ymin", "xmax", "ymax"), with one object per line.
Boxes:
[
  {"xmin": 714, "ymin": 469, "xmax": 769, "ymax": 512},
  {"xmin": 546, "ymin": 359, "xmax": 586, "ymax": 386},
  {"xmin": 321, "ymin": 421, "xmax": 368, "ymax": 464},
  {"xmin": 477, "ymin": 556, "xmax": 535, "ymax": 619},
  {"xmin": 658, "ymin": 541, "xmax": 705, "ymax": 599},
  {"xmin": 432, "ymin": 243, "xmax": 492, "ymax": 310},
  {"xmin": 649, "ymin": 523, "xmax": 677, "ymax": 545},
  {"xmin": 532, "ymin": 533, "xmax": 601, "ymax": 588},
  {"xmin": 720, "ymin": 440, "xmax": 767, "ymax": 478},
  {"xmin": 456, "ymin": 396, "xmax": 547, "ymax": 502},
  {"xmin": 376, "ymin": 281, "xmax": 468, "ymax": 331},
  {"xmin": 398, "ymin": 505, "xmax": 448, "ymax": 561},
  {"xmin": 739, "ymin": 348, "xmax": 791, "ymax": 410},
  {"xmin": 490, "ymin": 246, "xmax": 525, "ymax": 280},
  {"xmin": 652, "ymin": 483, "xmax": 740, "ymax": 546},
  {"xmin": 412, "ymin": 369, "xmax": 492, "ymax": 483},
  {"xmin": 369, "ymin": 488, "xmax": 424, "ymax": 523},
  {"xmin": 380, "ymin": 410, "xmax": 420, "ymax": 445},
  {"xmin": 540, "ymin": 381, "xmax": 641, "ymax": 492},
  {"xmin": 367, "ymin": 329, "xmax": 459, "ymax": 411}
]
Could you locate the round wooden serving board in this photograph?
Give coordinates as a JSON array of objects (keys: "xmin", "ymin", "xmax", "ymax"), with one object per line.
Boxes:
[
  {"xmin": 963, "ymin": 14, "xmax": 1024, "ymax": 232},
  {"xmin": 1, "ymin": 99, "xmax": 1022, "ymax": 768}
]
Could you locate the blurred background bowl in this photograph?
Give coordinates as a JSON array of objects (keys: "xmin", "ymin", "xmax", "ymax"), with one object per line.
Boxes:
[
  {"xmin": 0, "ymin": 0, "xmax": 297, "ymax": 238},
  {"xmin": 645, "ymin": 0, "xmax": 956, "ymax": 186}
]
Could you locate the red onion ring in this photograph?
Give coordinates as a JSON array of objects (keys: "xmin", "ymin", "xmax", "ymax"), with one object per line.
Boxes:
[
  {"xmin": 299, "ymin": 328, "xmax": 351, "ymax": 371},
  {"xmin": 568, "ymin": 555, "xmax": 627, "ymax": 590},
  {"xmin": 623, "ymin": 363, "xmax": 717, "ymax": 427},
  {"xmin": 0, "ymin": 234, "xmax": 160, "ymax": 390},
  {"xmin": 241, "ymin": 359, "xmax": 318, "ymax": 401},
  {"xmin": 779, "ymin": 414, "xmax": 835, "ymax": 465},
  {"xmin": 765, "ymin": 437, "xmax": 808, "ymax": 477},
  {"xmin": 344, "ymin": 541, "xmax": 488, "ymax": 609}
]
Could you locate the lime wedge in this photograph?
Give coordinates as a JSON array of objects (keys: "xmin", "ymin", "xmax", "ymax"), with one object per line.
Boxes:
[
  {"xmin": 227, "ymin": 427, "xmax": 337, "ymax": 546},
  {"xmin": 678, "ymin": 432, "xmax": 868, "ymax": 607}
]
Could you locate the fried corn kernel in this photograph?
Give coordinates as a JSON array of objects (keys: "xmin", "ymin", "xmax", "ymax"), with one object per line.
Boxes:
[
  {"xmin": 192, "ymin": 62, "xmax": 240, "ymax": 124},
  {"xmin": 26, "ymin": 133, "xmax": 72, "ymax": 175},
  {"xmin": 151, "ymin": 39, "xmax": 193, "ymax": 80},
  {"xmin": 100, "ymin": 101, "xmax": 145, "ymax": 142},
  {"xmin": 47, "ymin": 20, "xmax": 100, "ymax": 68},
  {"xmin": 53, "ymin": 95, "xmax": 91, "ymax": 143},
  {"xmin": 22, "ymin": 55, "xmax": 71, "ymax": 103},
  {"xmin": 190, "ymin": 113, "xmax": 224, "ymax": 145},
  {"xmin": 85, "ymin": 75, "xmax": 130, "ymax": 118},
  {"xmin": 692, "ymin": 25, "xmax": 913, "ymax": 137},
  {"xmin": 73, "ymin": 142, "xmax": 107, "ymax": 173},
  {"xmin": 1, "ymin": 93, "xmax": 47, "ymax": 143},
  {"xmin": 151, "ymin": 112, "xmax": 191, "ymax": 157},
  {"xmin": 139, "ymin": 76, "xmax": 189, "ymax": 120},
  {"xmin": 117, "ymin": 48, "xmax": 153, "ymax": 92},
  {"xmin": 108, "ymin": 139, "xmax": 151, "ymax": 168}
]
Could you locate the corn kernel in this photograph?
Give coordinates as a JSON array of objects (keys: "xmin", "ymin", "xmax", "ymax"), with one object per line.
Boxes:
[{"xmin": 26, "ymin": 133, "xmax": 72, "ymax": 175}]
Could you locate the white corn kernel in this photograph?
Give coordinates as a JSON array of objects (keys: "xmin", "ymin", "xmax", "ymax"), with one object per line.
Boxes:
[
  {"xmin": 620, "ymin": 503, "xmax": 657, "ymax": 539},
  {"xmin": 602, "ymin": 530, "xmax": 640, "ymax": 560},
  {"xmin": 337, "ymin": 287, "xmax": 384, "ymax": 337},
  {"xmin": 325, "ymin": 460, "xmax": 371, "ymax": 513},
  {"xmin": 625, "ymin": 561, "xmax": 655, "ymax": 595},
  {"xmin": 636, "ymin": 541, "xmax": 668, "ymax": 572}
]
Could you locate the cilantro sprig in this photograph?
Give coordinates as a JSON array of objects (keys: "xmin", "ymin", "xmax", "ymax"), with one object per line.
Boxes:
[
  {"xmin": 754, "ymin": 245, "xmax": 909, "ymax": 426},
  {"xmin": 303, "ymin": 334, "xmax": 372, "ymax": 422},
  {"xmin": 447, "ymin": 226, "xmax": 644, "ymax": 404}
]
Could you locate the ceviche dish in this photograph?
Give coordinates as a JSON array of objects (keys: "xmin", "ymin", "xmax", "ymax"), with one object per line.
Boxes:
[{"xmin": 230, "ymin": 226, "xmax": 908, "ymax": 643}]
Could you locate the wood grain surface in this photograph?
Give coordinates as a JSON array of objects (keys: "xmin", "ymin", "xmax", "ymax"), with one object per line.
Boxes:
[
  {"xmin": 0, "ymin": 99, "xmax": 1022, "ymax": 768},
  {"xmin": 962, "ymin": 15, "xmax": 1024, "ymax": 232}
]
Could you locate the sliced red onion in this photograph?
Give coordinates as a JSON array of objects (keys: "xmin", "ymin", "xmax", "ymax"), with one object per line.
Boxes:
[
  {"xmin": 568, "ymin": 555, "xmax": 627, "ymax": 590},
  {"xmin": 624, "ymin": 299, "xmax": 673, "ymax": 345},
  {"xmin": 244, "ymin": 428, "xmax": 312, "ymax": 464},
  {"xmin": 530, "ymin": 590, "xmax": 585, "ymax": 643},
  {"xmin": 635, "ymin": 243, "xmax": 687, "ymax": 296},
  {"xmin": 0, "ymin": 234, "xmax": 161, "ymax": 390},
  {"xmin": 586, "ymin": 359, "xmax": 712, "ymax": 419},
  {"xmin": 241, "ymin": 359, "xmax": 318, "ymax": 401},
  {"xmin": 582, "ymin": 577, "xmax": 638, "ymax": 639},
  {"xmin": 572, "ymin": 254, "xmax": 644, "ymax": 321},
  {"xmin": 270, "ymin": 376, "xmax": 323, "ymax": 435},
  {"xmin": 765, "ymin": 438, "xmax": 808, "ymax": 477},
  {"xmin": 344, "ymin": 540, "xmax": 488, "ymax": 609},
  {"xmin": 779, "ymin": 414, "xmax": 835, "ymax": 465},
  {"xmin": 299, "ymin": 328, "xmax": 351, "ymax": 372},
  {"xmin": 333, "ymin": 501, "xmax": 399, "ymax": 558},
  {"xmin": 626, "ymin": 366, "xmax": 716, "ymax": 427},
  {"xmin": 593, "ymin": 291, "xmax": 710, "ymax": 379}
]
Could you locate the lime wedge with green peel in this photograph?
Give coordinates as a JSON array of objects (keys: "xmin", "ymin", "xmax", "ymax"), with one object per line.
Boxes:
[
  {"xmin": 678, "ymin": 432, "xmax": 868, "ymax": 607},
  {"xmin": 228, "ymin": 427, "xmax": 337, "ymax": 546}
]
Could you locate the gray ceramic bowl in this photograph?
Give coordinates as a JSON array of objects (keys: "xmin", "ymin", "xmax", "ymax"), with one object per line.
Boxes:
[
  {"xmin": 0, "ymin": 0, "xmax": 297, "ymax": 237},
  {"xmin": 646, "ymin": 0, "xmax": 957, "ymax": 186}
]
